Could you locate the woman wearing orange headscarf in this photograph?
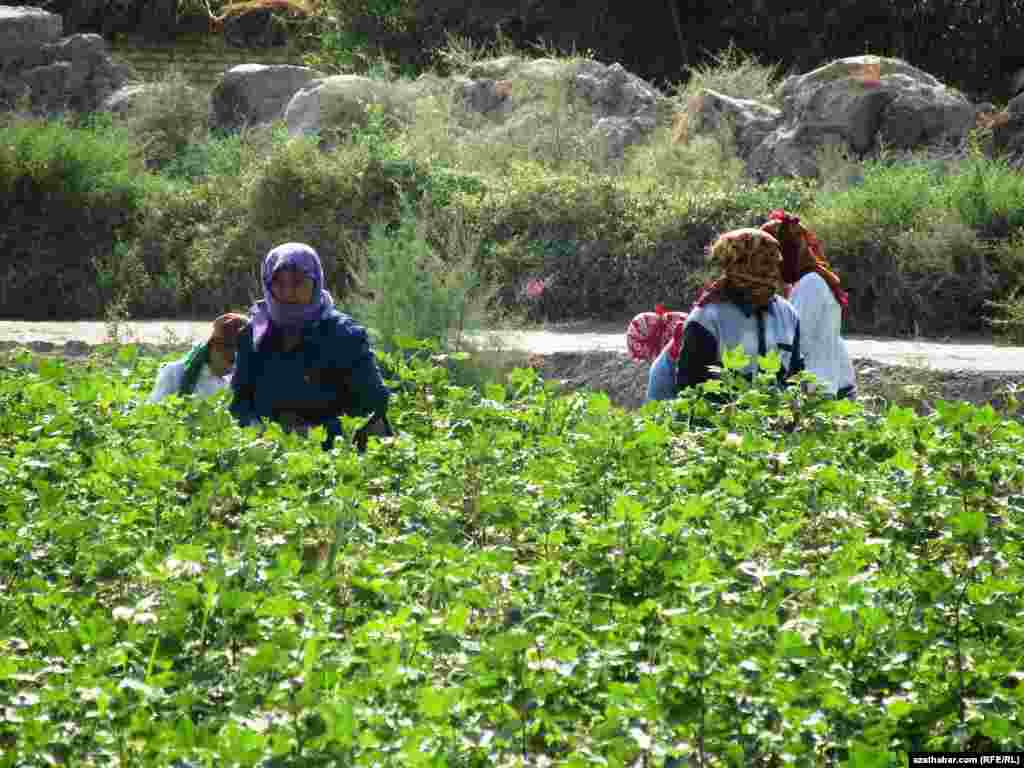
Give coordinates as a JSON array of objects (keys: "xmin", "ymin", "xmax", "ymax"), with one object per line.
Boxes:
[
  {"xmin": 760, "ymin": 210, "xmax": 856, "ymax": 399},
  {"xmin": 676, "ymin": 228, "xmax": 803, "ymax": 392}
]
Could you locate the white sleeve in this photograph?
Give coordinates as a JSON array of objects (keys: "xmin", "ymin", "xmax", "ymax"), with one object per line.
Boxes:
[
  {"xmin": 789, "ymin": 273, "xmax": 828, "ymax": 337},
  {"xmin": 148, "ymin": 360, "xmax": 185, "ymax": 403}
]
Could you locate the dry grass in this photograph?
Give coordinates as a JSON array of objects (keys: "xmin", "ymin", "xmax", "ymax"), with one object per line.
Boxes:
[{"xmin": 118, "ymin": 66, "xmax": 210, "ymax": 170}]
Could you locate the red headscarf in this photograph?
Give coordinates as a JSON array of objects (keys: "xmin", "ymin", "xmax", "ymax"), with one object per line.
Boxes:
[
  {"xmin": 627, "ymin": 304, "xmax": 687, "ymax": 362},
  {"xmin": 761, "ymin": 210, "xmax": 848, "ymax": 308}
]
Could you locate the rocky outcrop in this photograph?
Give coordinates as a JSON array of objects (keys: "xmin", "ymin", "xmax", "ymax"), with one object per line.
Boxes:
[
  {"xmin": 0, "ymin": 6, "xmax": 131, "ymax": 116},
  {"xmin": 991, "ymin": 92, "xmax": 1024, "ymax": 161},
  {"xmin": 687, "ymin": 56, "xmax": 980, "ymax": 182},
  {"xmin": 282, "ymin": 56, "xmax": 668, "ymax": 161},
  {"xmin": 210, "ymin": 64, "xmax": 324, "ymax": 134}
]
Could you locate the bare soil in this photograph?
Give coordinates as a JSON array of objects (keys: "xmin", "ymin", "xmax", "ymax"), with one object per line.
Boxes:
[{"xmin": 5, "ymin": 338, "xmax": 1024, "ymax": 415}]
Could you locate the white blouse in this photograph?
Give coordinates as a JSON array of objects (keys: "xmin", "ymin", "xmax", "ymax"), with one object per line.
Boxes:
[
  {"xmin": 788, "ymin": 271, "xmax": 856, "ymax": 395},
  {"xmin": 148, "ymin": 358, "xmax": 229, "ymax": 403}
]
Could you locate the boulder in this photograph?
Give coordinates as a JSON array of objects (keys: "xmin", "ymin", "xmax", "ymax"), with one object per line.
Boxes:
[
  {"xmin": 210, "ymin": 64, "xmax": 324, "ymax": 134},
  {"xmin": 690, "ymin": 90, "xmax": 781, "ymax": 156},
  {"xmin": 457, "ymin": 77, "xmax": 515, "ymax": 117},
  {"xmin": 0, "ymin": 7, "xmax": 131, "ymax": 117},
  {"xmin": 284, "ymin": 75, "xmax": 424, "ymax": 148},
  {"xmin": 690, "ymin": 56, "xmax": 978, "ymax": 182},
  {"xmin": 993, "ymin": 93, "xmax": 1024, "ymax": 157},
  {"xmin": 573, "ymin": 61, "xmax": 664, "ymax": 159},
  {"xmin": 0, "ymin": 6, "xmax": 62, "ymax": 66}
]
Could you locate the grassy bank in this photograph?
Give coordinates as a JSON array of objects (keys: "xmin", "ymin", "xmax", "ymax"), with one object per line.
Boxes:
[{"xmin": 4, "ymin": 42, "xmax": 1024, "ymax": 341}]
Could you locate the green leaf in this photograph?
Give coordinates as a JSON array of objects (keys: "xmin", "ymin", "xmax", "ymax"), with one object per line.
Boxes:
[
  {"xmin": 117, "ymin": 345, "xmax": 139, "ymax": 365},
  {"xmin": 885, "ymin": 406, "xmax": 916, "ymax": 428},
  {"xmin": 484, "ymin": 382, "xmax": 506, "ymax": 402},
  {"xmin": 722, "ymin": 344, "xmax": 751, "ymax": 372},
  {"xmin": 950, "ymin": 508, "xmax": 987, "ymax": 538},
  {"xmin": 634, "ymin": 421, "xmax": 670, "ymax": 447},
  {"xmin": 587, "ymin": 392, "xmax": 612, "ymax": 416},
  {"xmin": 885, "ymin": 698, "xmax": 913, "ymax": 719},
  {"xmin": 887, "ymin": 449, "xmax": 916, "ymax": 472},
  {"xmin": 393, "ymin": 334, "xmax": 422, "ymax": 351},
  {"xmin": 847, "ymin": 742, "xmax": 897, "ymax": 768},
  {"xmin": 418, "ymin": 686, "xmax": 454, "ymax": 719},
  {"xmin": 612, "ymin": 495, "xmax": 645, "ymax": 522},
  {"xmin": 757, "ymin": 349, "xmax": 781, "ymax": 374},
  {"xmin": 445, "ymin": 603, "xmax": 470, "ymax": 634},
  {"xmin": 302, "ymin": 637, "xmax": 320, "ymax": 679},
  {"xmin": 323, "ymin": 698, "xmax": 356, "ymax": 746},
  {"xmin": 981, "ymin": 715, "xmax": 1012, "ymax": 740},
  {"xmin": 38, "ymin": 358, "xmax": 64, "ymax": 381}
]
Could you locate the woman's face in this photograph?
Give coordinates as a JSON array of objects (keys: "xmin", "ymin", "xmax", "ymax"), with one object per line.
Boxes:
[{"xmin": 271, "ymin": 267, "xmax": 315, "ymax": 305}]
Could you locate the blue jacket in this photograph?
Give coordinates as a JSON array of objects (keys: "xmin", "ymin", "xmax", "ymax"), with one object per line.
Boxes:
[{"xmin": 230, "ymin": 304, "xmax": 389, "ymax": 448}]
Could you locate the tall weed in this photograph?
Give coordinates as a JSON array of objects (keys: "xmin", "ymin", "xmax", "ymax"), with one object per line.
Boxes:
[
  {"xmin": 676, "ymin": 41, "xmax": 784, "ymax": 105},
  {"xmin": 941, "ymin": 156, "xmax": 1024, "ymax": 238},
  {"xmin": 431, "ymin": 27, "xmax": 522, "ymax": 76},
  {"xmin": 358, "ymin": 198, "xmax": 488, "ymax": 353}
]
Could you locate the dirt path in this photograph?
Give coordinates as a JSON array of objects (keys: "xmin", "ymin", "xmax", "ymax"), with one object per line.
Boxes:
[{"xmin": 4, "ymin": 320, "xmax": 1024, "ymax": 373}]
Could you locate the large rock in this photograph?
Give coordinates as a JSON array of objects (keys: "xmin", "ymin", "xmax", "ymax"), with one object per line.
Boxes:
[
  {"xmin": 689, "ymin": 56, "xmax": 978, "ymax": 182},
  {"xmin": 0, "ymin": 6, "xmax": 62, "ymax": 65},
  {"xmin": 284, "ymin": 75, "xmax": 428, "ymax": 148},
  {"xmin": 690, "ymin": 90, "xmax": 782, "ymax": 156},
  {"xmin": 992, "ymin": 93, "xmax": 1024, "ymax": 158},
  {"xmin": 210, "ymin": 64, "xmax": 324, "ymax": 134},
  {"xmin": 573, "ymin": 61, "xmax": 663, "ymax": 160},
  {"xmin": 283, "ymin": 57, "xmax": 668, "ymax": 161},
  {"xmin": 0, "ymin": 7, "xmax": 131, "ymax": 116}
]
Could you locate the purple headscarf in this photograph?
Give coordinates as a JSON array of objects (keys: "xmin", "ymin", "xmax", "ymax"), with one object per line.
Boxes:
[{"xmin": 250, "ymin": 242, "xmax": 336, "ymax": 347}]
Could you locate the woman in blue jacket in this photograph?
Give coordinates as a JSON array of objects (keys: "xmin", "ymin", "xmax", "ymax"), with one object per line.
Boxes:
[{"xmin": 230, "ymin": 242, "xmax": 391, "ymax": 451}]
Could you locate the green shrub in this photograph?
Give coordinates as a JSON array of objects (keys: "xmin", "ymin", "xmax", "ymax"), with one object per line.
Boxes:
[
  {"xmin": 677, "ymin": 41, "xmax": 785, "ymax": 105},
  {"xmin": 160, "ymin": 132, "xmax": 245, "ymax": 183},
  {"xmin": 0, "ymin": 113, "xmax": 159, "ymax": 318},
  {"xmin": 119, "ymin": 67, "xmax": 210, "ymax": 171},
  {"xmin": 941, "ymin": 156, "xmax": 1024, "ymax": 238},
  {"xmin": 358, "ymin": 198, "xmax": 487, "ymax": 353}
]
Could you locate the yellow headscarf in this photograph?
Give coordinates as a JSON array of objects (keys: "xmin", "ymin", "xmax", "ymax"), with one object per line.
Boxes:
[{"xmin": 695, "ymin": 228, "xmax": 783, "ymax": 309}]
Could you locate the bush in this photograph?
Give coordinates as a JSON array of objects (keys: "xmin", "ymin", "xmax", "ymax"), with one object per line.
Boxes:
[
  {"xmin": 0, "ymin": 113, "xmax": 158, "ymax": 318},
  {"xmin": 676, "ymin": 42, "xmax": 785, "ymax": 106},
  {"xmin": 119, "ymin": 67, "xmax": 210, "ymax": 171},
  {"xmin": 358, "ymin": 198, "xmax": 487, "ymax": 353},
  {"xmin": 940, "ymin": 155, "xmax": 1024, "ymax": 239}
]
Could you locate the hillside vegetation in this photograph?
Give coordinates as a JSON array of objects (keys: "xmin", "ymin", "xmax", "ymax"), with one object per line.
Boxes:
[{"xmin": 4, "ymin": 40, "xmax": 1024, "ymax": 340}]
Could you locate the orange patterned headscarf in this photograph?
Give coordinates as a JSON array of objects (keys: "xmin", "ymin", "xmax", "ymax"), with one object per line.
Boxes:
[
  {"xmin": 761, "ymin": 210, "xmax": 847, "ymax": 308},
  {"xmin": 695, "ymin": 228, "xmax": 783, "ymax": 309}
]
